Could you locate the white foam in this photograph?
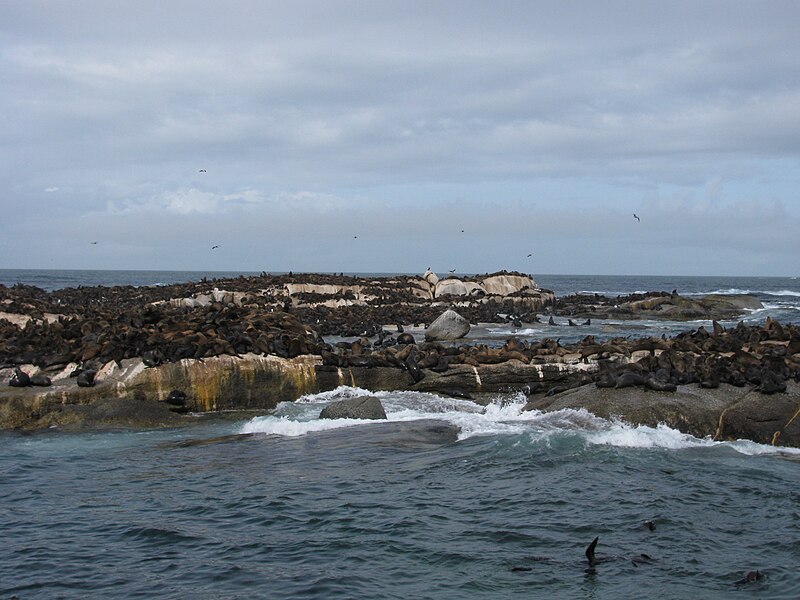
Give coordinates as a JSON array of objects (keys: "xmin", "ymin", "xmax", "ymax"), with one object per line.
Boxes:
[
  {"xmin": 769, "ymin": 290, "xmax": 800, "ymax": 297},
  {"xmin": 294, "ymin": 385, "xmax": 373, "ymax": 404},
  {"xmin": 696, "ymin": 288, "xmax": 800, "ymax": 298},
  {"xmin": 239, "ymin": 415, "xmax": 375, "ymax": 436},
  {"xmin": 486, "ymin": 327, "xmax": 539, "ymax": 336},
  {"xmin": 238, "ymin": 389, "xmax": 800, "ymax": 456},
  {"xmin": 585, "ymin": 419, "xmax": 800, "ymax": 456},
  {"xmin": 586, "ymin": 421, "xmax": 712, "ymax": 449}
]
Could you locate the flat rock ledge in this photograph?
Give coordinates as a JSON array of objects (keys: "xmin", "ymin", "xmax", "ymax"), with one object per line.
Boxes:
[
  {"xmin": 525, "ymin": 381, "xmax": 800, "ymax": 448},
  {"xmin": 0, "ymin": 353, "xmax": 319, "ymax": 430},
  {"xmin": 2, "ymin": 355, "xmax": 799, "ymax": 448}
]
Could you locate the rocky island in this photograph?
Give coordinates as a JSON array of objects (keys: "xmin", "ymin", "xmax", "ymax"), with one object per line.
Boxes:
[{"xmin": 2, "ymin": 271, "xmax": 799, "ymax": 447}]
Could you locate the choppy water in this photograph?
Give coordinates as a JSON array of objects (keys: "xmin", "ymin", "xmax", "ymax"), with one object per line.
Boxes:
[
  {"xmin": 1, "ymin": 271, "xmax": 799, "ymax": 598},
  {"xmin": 2, "ymin": 388, "xmax": 799, "ymax": 599}
]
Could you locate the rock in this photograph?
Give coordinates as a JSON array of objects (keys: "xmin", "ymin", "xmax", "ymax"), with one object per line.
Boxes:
[
  {"xmin": 526, "ymin": 383, "xmax": 746, "ymax": 441},
  {"xmin": 319, "ymin": 396, "xmax": 387, "ymax": 420},
  {"xmin": 425, "ymin": 309, "xmax": 470, "ymax": 341},
  {"xmin": 434, "ymin": 278, "xmax": 469, "ymax": 298},
  {"xmin": 38, "ymin": 397, "xmax": 186, "ymax": 430},
  {"xmin": 423, "ymin": 270, "xmax": 439, "ymax": 288},
  {"xmin": 525, "ymin": 381, "xmax": 800, "ymax": 447},
  {"xmin": 718, "ymin": 382, "xmax": 800, "ymax": 445},
  {"xmin": 480, "ymin": 274, "xmax": 535, "ymax": 296}
]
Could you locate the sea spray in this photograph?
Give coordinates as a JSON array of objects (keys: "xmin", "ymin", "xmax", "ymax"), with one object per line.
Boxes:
[{"xmin": 240, "ymin": 388, "xmax": 800, "ymax": 458}]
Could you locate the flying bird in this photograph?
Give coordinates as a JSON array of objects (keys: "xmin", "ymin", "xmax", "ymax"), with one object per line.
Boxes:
[
  {"xmin": 527, "ymin": 253, "xmax": 533, "ymax": 257},
  {"xmin": 211, "ymin": 245, "xmax": 221, "ymax": 250},
  {"xmin": 449, "ymin": 269, "xmax": 456, "ymax": 274},
  {"xmin": 353, "ymin": 235, "xmax": 358, "ymax": 239},
  {"xmin": 633, "ymin": 213, "xmax": 640, "ymax": 222},
  {"xmin": 90, "ymin": 241, "xmax": 98, "ymax": 245},
  {"xmin": 199, "ymin": 169, "xmax": 207, "ymax": 173}
]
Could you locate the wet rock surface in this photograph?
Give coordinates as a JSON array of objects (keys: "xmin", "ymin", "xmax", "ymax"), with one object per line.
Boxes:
[
  {"xmin": 1, "ymin": 273, "xmax": 798, "ymax": 445},
  {"xmin": 319, "ymin": 396, "xmax": 387, "ymax": 420}
]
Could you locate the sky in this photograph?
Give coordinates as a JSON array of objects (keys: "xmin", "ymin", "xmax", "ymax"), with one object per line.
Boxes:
[{"xmin": 1, "ymin": 1, "xmax": 799, "ymax": 277}]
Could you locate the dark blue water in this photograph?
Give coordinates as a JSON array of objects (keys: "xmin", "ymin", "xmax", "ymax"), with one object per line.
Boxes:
[
  {"xmin": 2, "ymin": 401, "xmax": 799, "ymax": 599},
  {"xmin": 1, "ymin": 271, "xmax": 799, "ymax": 598}
]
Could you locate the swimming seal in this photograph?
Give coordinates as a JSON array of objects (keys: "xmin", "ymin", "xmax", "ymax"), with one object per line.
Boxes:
[
  {"xmin": 586, "ymin": 536, "xmax": 599, "ymax": 568},
  {"xmin": 735, "ymin": 570, "xmax": 765, "ymax": 585}
]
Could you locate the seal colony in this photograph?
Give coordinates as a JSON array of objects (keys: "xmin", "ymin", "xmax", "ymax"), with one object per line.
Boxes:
[{"xmin": 2, "ymin": 270, "xmax": 800, "ymax": 445}]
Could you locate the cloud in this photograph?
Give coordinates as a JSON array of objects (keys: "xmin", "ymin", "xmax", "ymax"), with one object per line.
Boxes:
[
  {"xmin": 1, "ymin": 1, "xmax": 799, "ymax": 274},
  {"xmin": 43, "ymin": 186, "xmax": 58, "ymax": 192}
]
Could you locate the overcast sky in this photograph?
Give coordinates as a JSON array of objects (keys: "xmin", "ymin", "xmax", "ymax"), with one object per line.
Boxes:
[{"xmin": 1, "ymin": 1, "xmax": 798, "ymax": 276}]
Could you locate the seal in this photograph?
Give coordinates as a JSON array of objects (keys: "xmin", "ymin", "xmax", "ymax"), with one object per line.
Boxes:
[
  {"xmin": 404, "ymin": 346, "xmax": 425, "ymax": 383},
  {"xmin": 397, "ymin": 333, "xmax": 416, "ymax": 345},
  {"xmin": 76, "ymin": 369, "xmax": 97, "ymax": 388},
  {"xmin": 9, "ymin": 367, "xmax": 31, "ymax": 387},
  {"xmin": 735, "ymin": 570, "xmax": 765, "ymax": 586},
  {"xmin": 30, "ymin": 373, "xmax": 52, "ymax": 387},
  {"xmin": 615, "ymin": 371, "xmax": 645, "ymax": 388},
  {"xmin": 586, "ymin": 536, "xmax": 599, "ymax": 568}
]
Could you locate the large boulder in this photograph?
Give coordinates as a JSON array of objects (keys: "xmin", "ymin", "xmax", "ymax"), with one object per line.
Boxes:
[
  {"xmin": 319, "ymin": 395, "xmax": 387, "ymax": 420},
  {"xmin": 717, "ymin": 383, "xmax": 800, "ymax": 446},
  {"xmin": 435, "ymin": 279, "xmax": 487, "ymax": 298},
  {"xmin": 525, "ymin": 383, "xmax": 741, "ymax": 440},
  {"xmin": 423, "ymin": 270, "xmax": 440, "ymax": 288},
  {"xmin": 425, "ymin": 309, "xmax": 470, "ymax": 341},
  {"xmin": 480, "ymin": 274, "xmax": 536, "ymax": 296},
  {"xmin": 435, "ymin": 278, "xmax": 469, "ymax": 298},
  {"xmin": 525, "ymin": 381, "xmax": 800, "ymax": 447}
]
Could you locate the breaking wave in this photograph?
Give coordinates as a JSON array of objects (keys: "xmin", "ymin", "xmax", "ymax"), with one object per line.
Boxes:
[{"xmin": 239, "ymin": 386, "xmax": 800, "ymax": 456}]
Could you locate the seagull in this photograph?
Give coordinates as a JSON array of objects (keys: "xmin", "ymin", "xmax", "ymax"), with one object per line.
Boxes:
[
  {"xmin": 199, "ymin": 169, "xmax": 207, "ymax": 173},
  {"xmin": 211, "ymin": 245, "xmax": 221, "ymax": 250},
  {"xmin": 461, "ymin": 229, "xmax": 465, "ymax": 233},
  {"xmin": 449, "ymin": 268, "xmax": 456, "ymax": 274},
  {"xmin": 90, "ymin": 241, "xmax": 98, "ymax": 245},
  {"xmin": 527, "ymin": 253, "xmax": 532, "ymax": 257},
  {"xmin": 353, "ymin": 235, "xmax": 358, "ymax": 239},
  {"xmin": 633, "ymin": 213, "xmax": 640, "ymax": 222}
]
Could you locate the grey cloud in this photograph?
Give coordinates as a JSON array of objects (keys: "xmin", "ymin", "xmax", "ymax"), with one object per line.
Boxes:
[{"xmin": 1, "ymin": 1, "xmax": 799, "ymax": 274}]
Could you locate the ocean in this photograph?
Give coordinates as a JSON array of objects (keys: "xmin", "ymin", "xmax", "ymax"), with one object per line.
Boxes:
[{"xmin": 1, "ymin": 270, "xmax": 799, "ymax": 599}]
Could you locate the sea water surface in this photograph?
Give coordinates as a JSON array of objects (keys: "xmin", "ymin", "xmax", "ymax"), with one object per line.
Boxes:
[{"xmin": 1, "ymin": 270, "xmax": 799, "ymax": 598}]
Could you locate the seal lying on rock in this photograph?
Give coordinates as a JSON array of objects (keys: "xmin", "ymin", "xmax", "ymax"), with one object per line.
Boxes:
[
  {"xmin": 76, "ymin": 369, "xmax": 97, "ymax": 388},
  {"xmin": 8, "ymin": 367, "xmax": 30, "ymax": 387},
  {"xmin": 30, "ymin": 373, "xmax": 52, "ymax": 387}
]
